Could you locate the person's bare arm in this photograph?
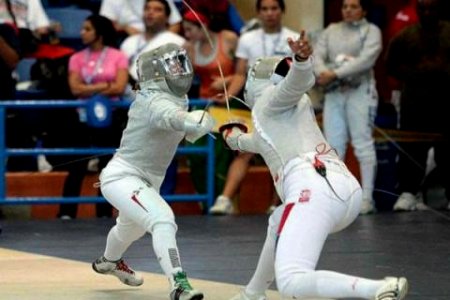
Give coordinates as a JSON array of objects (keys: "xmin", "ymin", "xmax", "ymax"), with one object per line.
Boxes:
[
  {"xmin": 100, "ymin": 69, "xmax": 129, "ymax": 97},
  {"xmin": 68, "ymin": 71, "xmax": 109, "ymax": 98},
  {"xmin": 212, "ymin": 58, "xmax": 247, "ymax": 104}
]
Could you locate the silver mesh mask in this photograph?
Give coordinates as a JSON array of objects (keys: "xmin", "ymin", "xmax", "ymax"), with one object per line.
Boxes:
[
  {"xmin": 137, "ymin": 43, "xmax": 194, "ymax": 97},
  {"xmin": 244, "ymin": 56, "xmax": 292, "ymax": 107}
]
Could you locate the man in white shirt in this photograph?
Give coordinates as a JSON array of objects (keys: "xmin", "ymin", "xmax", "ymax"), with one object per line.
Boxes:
[
  {"xmin": 0, "ymin": 0, "xmax": 50, "ymax": 35},
  {"xmin": 100, "ymin": 0, "xmax": 181, "ymax": 36},
  {"xmin": 120, "ymin": 0, "xmax": 185, "ymax": 84}
]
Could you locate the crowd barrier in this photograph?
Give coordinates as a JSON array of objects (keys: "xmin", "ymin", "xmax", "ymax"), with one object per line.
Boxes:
[{"xmin": 0, "ymin": 99, "xmax": 215, "ymax": 211}]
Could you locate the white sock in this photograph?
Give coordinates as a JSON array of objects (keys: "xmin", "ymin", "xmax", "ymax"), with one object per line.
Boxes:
[
  {"xmin": 280, "ymin": 270, "xmax": 384, "ymax": 299},
  {"xmin": 152, "ymin": 223, "xmax": 182, "ymax": 286},
  {"xmin": 245, "ymin": 227, "xmax": 276, "ymax": 295},
  {"xmin": 360, "ymin": 160, "xmax": 377, "ymax": 201},
  {"xmin": 104, "ymin": 225, "xmax": 144, "ymax": 261}
]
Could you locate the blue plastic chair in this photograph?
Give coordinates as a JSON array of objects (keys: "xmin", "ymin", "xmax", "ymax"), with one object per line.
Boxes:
[
  {"xmin": 15, "ymin": 58, "xmax": 37, "ymax": 82},
  {"xmin": 46, "ymin": 7, "xmax": 92, "ymax": 50}
]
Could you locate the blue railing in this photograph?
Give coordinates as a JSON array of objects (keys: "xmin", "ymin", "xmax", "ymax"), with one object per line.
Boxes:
[{"xmin": 0, "ymin": 99, "xmax": 215, "ymax": 211}]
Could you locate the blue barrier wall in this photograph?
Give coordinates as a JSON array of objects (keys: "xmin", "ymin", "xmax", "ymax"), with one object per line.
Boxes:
[{"xmin": 0, "ymin": 99, "xmax": 215, "ymax": 211}]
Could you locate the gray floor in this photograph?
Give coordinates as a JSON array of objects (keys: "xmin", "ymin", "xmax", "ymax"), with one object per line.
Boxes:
[{"xmin": 1, "ymin": 208, "xmax": 450, "ymax": 299}]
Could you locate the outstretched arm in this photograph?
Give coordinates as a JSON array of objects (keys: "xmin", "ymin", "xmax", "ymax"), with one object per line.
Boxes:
[
  {"xmin": 287, "ymin": 30, "xmax": 313, "ymax": 63},
  {"xmin": 268, "ymin": 30, "xmax": 315, "ymax": 112}
]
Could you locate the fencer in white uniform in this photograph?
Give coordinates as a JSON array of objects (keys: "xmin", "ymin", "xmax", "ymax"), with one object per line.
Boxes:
[
  {"xmin": 92, "ymin": 43, "xmax": 212, "ymax": 300},
  {"xmin": 224, "ymin": 33, "xmax": 408, "ymax": 300}
]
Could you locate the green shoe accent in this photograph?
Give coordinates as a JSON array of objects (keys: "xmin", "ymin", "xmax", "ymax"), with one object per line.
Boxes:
[{"xmin": 173, "ymin": 271, "xmax": 193, "ymax": 291}]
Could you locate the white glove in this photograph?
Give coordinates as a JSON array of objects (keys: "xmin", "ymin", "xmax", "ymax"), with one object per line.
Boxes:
[
  {"xmin": 222, "ymin": 125, "xmax": 245, "ymax": 151},
  {"xmin": 184, "ymin": 110, "xmax": 215, "ymax": 143}
]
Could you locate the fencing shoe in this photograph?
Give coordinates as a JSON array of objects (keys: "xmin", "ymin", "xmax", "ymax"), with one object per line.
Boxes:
[
  {"xmin": 92, "ymin": 256, "xmax": 143, "ymax": 286},
  {"xmin": 209, "ymin": 195, "xmax": 233, "ymax": 215},
  {"xmin": 229, "ymin": 289, "xmax": 267, "ymax": 300},
  {"xmin": 393, "ymin": 192, "xmax": 417, "ymax": 211},
  {"xmin": 375, "ymin": 277, "xmax": 408, "ymax": 300},
  {"xmin": 170, "ymin": 271, "xmax": 203, "ymax": 300}
]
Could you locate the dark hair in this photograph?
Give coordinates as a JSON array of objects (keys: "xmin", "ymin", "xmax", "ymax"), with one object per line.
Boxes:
[
  {"xmin": 256, "ymin": 0, "xmax": 285, "ymax": 12},
  {"xmin": 358, "ymin": 0, "xmax": 372, "ymax": 12},
  {"xmin": 146, "ymin": 0, "xmax": 171, "ymax": 17},
  {"xmin": 86, "ymin": 14, "xmax": 118, "ymax": 48}
]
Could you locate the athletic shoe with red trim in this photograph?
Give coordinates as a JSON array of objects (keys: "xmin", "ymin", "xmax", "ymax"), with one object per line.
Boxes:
[{"xmin": 92, "ymin": 256, "xmax": 143, "ymax": 286}]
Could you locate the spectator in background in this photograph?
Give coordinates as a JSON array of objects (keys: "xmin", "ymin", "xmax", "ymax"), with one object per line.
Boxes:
[
  {"xmin": 0, "ymin": 0, "xmax": 51, "ymax": 36},
  {"xmin": 314, "ymin": 0, "xmax": 382, "ymax": 215},
  {"xmin": 1, "ymin": 0, "xmax": 56, "ymax": 171},
  {"xmin": 386, "ymin": 0, "xmax": 450, "ymax": 211},
  {"xmin": 0, "ymin": 23, "xmax": 19, "ymax": 100},
  {"xmin": 385, "ymin": 0, "xmax": 418, "ymax": 114},
  {"xmin": 208, "ymin": 0, "xmax": 298, "ymax": 215},
  {"xmin": 0, "ymin": 22, "xmax": 22, "ymax": 170},
  {"xmin": 120, "ymin": 0, "xmax": 185, "ymax": 88},
  {"xmin": 0, "ymin": 0, "xmax": 60, "ymax": 56},
  {"xmin": 99, "ymin": 0, "xmax": 181, "ymax": 40},
  {"xmin": 53, "ymin": 14, "xmax": 128, "ymax": 219},
  {"xmin": 181, "ymin": 0, "xmax": 244, "ymax": 34},
  {"xmin": 387, "ymin": 0, "xmax": 418, "ymax": 40},
  {"xmin": 182, "ymin": 10, "xmax": 239, "ymax": 203}
]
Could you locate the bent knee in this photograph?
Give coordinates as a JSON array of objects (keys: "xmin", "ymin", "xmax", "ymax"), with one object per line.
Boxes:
[{"xmin": 146, "ymin": 210, "xmax": 177, "ymax": 233}]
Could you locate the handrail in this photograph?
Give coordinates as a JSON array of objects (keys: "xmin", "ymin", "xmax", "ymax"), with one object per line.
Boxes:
[{"xmin": 0, "ymin": 99, "xmax": 215, "ymax": 212}]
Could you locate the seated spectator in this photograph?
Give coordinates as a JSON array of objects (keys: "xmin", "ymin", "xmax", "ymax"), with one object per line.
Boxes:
[
  {"xmin": 182, "ymin": 10, "xmax": 239, "ymax": 200},
  {"xmin": 120, "ymin": 0, "xmax": 185, "ymax": 89},
  {"xmin": 1, "ymin": 0, "xmax": 57, "ymax": 171},
  {"xmin": 53, "ymin": 14, "xmax": 128, "ymax": 219},
  {"xmin": 209, "ymin": 0, "xmax": 296, "ymax": 215},
  {"xmin": 99, "ymin": 0, "xmax": 182, "ymax": 41},
  {"xmin": 1, "ymin": 0, "xmax": 60, "ymax": 56},
  {"xmin": 0, "ymin": 22, "xmax": 26, "ymax": 170},
  {"xmin": 0, "ymin": 23, "xmax": 19, "ymax": 99},
  {"xmin": 181, "ymin": 0, "xmax": 244, "ymax": 34}
]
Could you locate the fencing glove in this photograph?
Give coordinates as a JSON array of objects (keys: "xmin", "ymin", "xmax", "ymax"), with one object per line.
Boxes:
[{"xmin": 184, "ymin": 110, "xmax": 215, "ymax": 143}]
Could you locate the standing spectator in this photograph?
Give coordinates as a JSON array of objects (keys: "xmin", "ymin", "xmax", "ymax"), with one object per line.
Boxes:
[
  {"xmin": 208, "ymin": 0, "xmax": 298, "ymax": 215},
  {"xmin": 225, "ymin": 32, "xmax": 408, "ymax": 300},
  {"xmin": 182, "ymin": 10, "xmax": 238, "ymax": 199},
  {"xmin": 57, "ymin": 14, "xmax": 129, "ymax": 219},
  {"xmin": 314, "ymin": 0, "xmax": 382, "ymax": 215},
  {"xmin": 385, "ymin": 0, "xmax": 418, "ymax": 117},
  {"xmin": 99, "ymin": 0, "xmax": 182, "ymax": 39},
  {"xmin": 386, "ymin": 0, "xmax": 450, "ymax": 211},
  {"xmin": 0, "ymin": 0, "xmax": 58, "ymax": 55},
  {"xmin": 92, "ymin": 43, "xmax": 212, "ymax": 300}
]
